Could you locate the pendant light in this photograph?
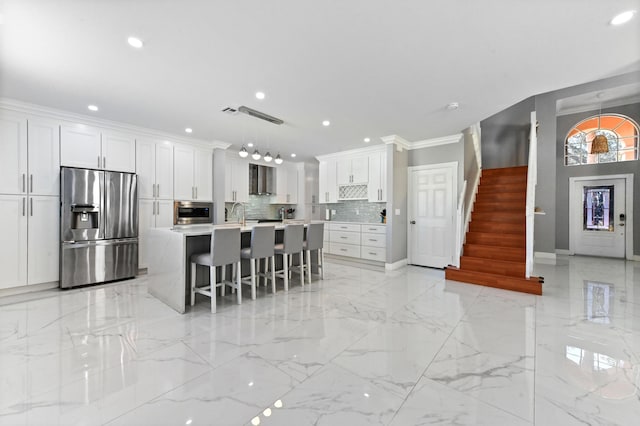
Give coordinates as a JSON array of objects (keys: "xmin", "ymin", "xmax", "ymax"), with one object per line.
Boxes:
[
  {"xmin": 252, "ymin": 149, "xmax": 261, "ymax": 160},
  {"xmin": 264, "ymin": 152, "xmax": 273, "ymax": 162},
  {"xmin": 239, "ymin": 146, "xmax": 249, "ymax": 158},
  {"xmin": 274, "ymin": 153, "xmax": 283, "ymax": 164},
  {"xmin": 588, "ymin": 112, "xmax": 609, "ymax": 154}
]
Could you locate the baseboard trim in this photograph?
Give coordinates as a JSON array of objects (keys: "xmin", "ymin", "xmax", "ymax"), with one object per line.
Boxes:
[
  {"xmin": 535, "ymin": 252, "xmax": 557, "ymax": 259},
  {"xmin": 385, "ymin": 258, "xmax": 408, "ymax": 271},
  {"xmin": 632, "ymin": 255, "xmax": 640, "ymax": 262},
  {"xmin": 0, "ymin": 281, "xmax": 59, "ymax": 304},
  {"xmin": 555, "ymin": 249, "xmax": 572, "ymax": 255}
]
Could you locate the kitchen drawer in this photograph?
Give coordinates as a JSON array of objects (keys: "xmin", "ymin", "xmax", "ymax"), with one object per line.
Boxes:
[
  {"xmin": 323, "ymin": 229, "xmax": 330, "ymax": 243},
  {"xmin": 361, "ymin": 246, "xmax": 386, "ymax": 262},
  {"xmin": 361, "ymin": 232, "xmax": 386, "ymax": 248},
  {"xmin": 330, "ymin": 242, "xmax": 361, "ymax": 258},
  {"xmin": 330, "ymin": 230, "xmax": 360, "ymax": 245},
  {"xmin": 328, "ymin": 222, "xmax": 361, "ymax": 232},
  {"xmin": 361, "ymin": 224, "xmax": 385, "ymax": 234}
]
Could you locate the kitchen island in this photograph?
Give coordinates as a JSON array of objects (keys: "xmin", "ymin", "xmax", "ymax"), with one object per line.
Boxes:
[{"xmin": 147, "ymin": 222, "xmax": 310, "ymax": 313}]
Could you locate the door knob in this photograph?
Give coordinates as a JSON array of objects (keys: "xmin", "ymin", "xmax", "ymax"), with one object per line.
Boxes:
[{"xmin": 410, "ymin": 220, "xmax": 416, "ymax": 224}]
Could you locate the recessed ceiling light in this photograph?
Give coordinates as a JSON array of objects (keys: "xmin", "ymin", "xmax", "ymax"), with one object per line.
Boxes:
[
  {"xmin": 127, "ymin": 36, "xmax": 144, "ymax": 48},
  {"xmin": 88, "ymin": 105, "xmax": 99, "ymax": 112},
  {"xmin": 290, "ymin": 153, "xmax": 296, "ymax": 158},
  {"xmin": 446, "ymin": 102, "xmax": 460, "ymax": 110},
  {"xmin": 185, "ymin": 128, "xmax": 193, "ymax": 133},
  {"xmin": 610, "ymin": 10, "xmax": 636, "ymax": 26},
  {"xmin": 322, "ymin": 120, "xmax": 330, "ymax": 127},
  {"xmin": 255, "ymin": 92, "xmax": 265, "ymax": 100},
  {"xmin": 364, "ymin": 137, "xmax": 370, "ymax": 143},
  {"xmin": 247, "ymin": 142, "xmax": 254, "ymax": 147}
]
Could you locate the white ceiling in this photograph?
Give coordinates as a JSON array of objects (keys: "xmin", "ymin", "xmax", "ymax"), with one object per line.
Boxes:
[
  {"xmin": 556, "ymin": 82, "xmax": 640, "ymax": 116},
  {"xmin": 1, "ymin": 0, "xmax": 639, "ymax": 160}
]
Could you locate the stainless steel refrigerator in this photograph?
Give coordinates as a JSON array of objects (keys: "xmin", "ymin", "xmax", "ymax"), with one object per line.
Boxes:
[{"xmin": 60, "ymin": 167, "xmax": 138, "ymax": 288}]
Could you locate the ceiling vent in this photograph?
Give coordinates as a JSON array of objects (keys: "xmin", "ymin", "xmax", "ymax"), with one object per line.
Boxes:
[
  {"xmin": 222, "ymin": 106, "xmax": 238, "ymax": 114},
  {"xmin": 238, "ymin": 106, "xmax": 284, "ymax": 125}
]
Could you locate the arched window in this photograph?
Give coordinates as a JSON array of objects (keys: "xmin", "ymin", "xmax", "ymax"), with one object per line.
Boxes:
[{"xmin": 565, "ymin": 114, "xmax": 639, "ymax": 166}]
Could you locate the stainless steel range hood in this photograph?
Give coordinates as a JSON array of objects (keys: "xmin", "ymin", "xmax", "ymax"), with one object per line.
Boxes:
[{"xmin": 249, "ymin": 164, "xmax": 275, "ymax": 195}]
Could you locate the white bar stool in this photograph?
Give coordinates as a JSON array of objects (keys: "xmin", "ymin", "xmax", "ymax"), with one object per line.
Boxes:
[
  {"xmin": 240, "ymin": 225, "xmax": 276, "ymax": 299},
  {"xmin": 274, "ymin": 224, "xmax": 304, "ymax": 292},
  {"xmin": 190, "ymin": 227, "xmax": 242, "ymax": 313},
  {"xmin": 303, "ymin": 222, "xmax": 325, "ymax": 284}
]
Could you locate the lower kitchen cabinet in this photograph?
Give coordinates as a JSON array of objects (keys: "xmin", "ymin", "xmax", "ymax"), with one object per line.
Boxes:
[
  {"xmin": 139, "ymin": 199, "xmax": 173, "ymax": 269},
  {"xmin": 325, "ymin": 222, "xmax": 386, "ymax": 262},
  {"xmin": 0, "ymin": 194, "xmax": 59, "ymax": 290}
]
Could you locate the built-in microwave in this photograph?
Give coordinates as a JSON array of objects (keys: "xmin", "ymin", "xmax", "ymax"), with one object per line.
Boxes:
[{"xmin": 173, "ymin": 201, "xmax": 214, "ymax": 225}]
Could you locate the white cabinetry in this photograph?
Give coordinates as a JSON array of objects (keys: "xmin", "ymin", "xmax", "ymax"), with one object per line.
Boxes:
[
  {"xmin": 225, "ymin": 156, "xmax": 249, "ymax": 203},
  {"xmin": 0, "ymin": 112, "xmax": 60, "ymax": 290},
  {"xmin": 318, "ymin": 160, "xmax": 337, "ymax": 203},
  {"xmin": 136, "ymin": 138, "xmax": 174, "ymax": 199},
  {"xmin": 174, "ymin": 144, "xmax": 212, "ymax": 201},
  {"xmin": 325, "ymin": 222, "xmax": 386, "ymax": 262},
  {"xmin": 273, "ymin": 163, "xmax": 298, "ymax": 204},
  {"xmin": 138, "ymin": 199, "xmax": 173, "ymax": 269},
  {"xmin": 60, "ymin": 124, "xmax": 135, "ymax": 172},
  {"xmin": 367, "ymin": 151, "xmax": 387, "ymax": 202},
  {"xmin": 336, "ymin": 157, "xmax": 368, "ymax": 184}
]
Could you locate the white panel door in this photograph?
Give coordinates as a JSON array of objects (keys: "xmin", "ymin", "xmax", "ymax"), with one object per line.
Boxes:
[
  {"xmin": 0, "ymin": 112, "xmax": 28, "ymax": 195},
  {"xmin": 573, "ymin": 179, "xmax": 626, "ymax": 258},
  {"xmin": 409, "ymin": 164, "xmax": 456, "ymax": 268},
  {"xmin": 136, "ymin": 139, "xmax": 156, "ymax": 199},
  {"xmin": 173, "ymin": 144, "xmax": 195, "ymax": 200},
  {"xmin": 102, "ymin": 131, "xmax": 136, "ymax": 172},
  {"xmin": 138, "ymin": 199, "xmax": 155, "ymax": 269},
  {"xmin": 351, "ymin": 157, "xmax": 369, "ymax": 183},
  {"xmin": 155, "ymin": 142, "xmax": 174, "ymax": 200},
  {"xmin": 0, "ymin": 195, "xmax": 28, "ymax": 289},
  {"xmin": 28, "ymin": 118, "xmax": 60, "ymax": 196},
  {"xmin": 27, "ymin": 196, "xmax": 59, "ymax": 285},
  {"xmin": 60, "ymin": 124, "xmax": 102, "ymax": 169},
  {"xmin": 194, "ymin": 148, "xmax": 212, "ymax": 201}
]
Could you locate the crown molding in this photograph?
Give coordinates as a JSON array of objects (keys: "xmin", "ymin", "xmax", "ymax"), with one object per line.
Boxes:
[
  {"xmin": 0, "ymin": 98, "xmax": 231, "ymax": 150},
  {"xmin": 410, "ymin": 133, "xmax": 463, "ymax": 149},
  {"xmin": 315, "ymin": 143, "xmax": 386, "ymax": 161},
  {"xmin": 381, "ymin": 135, "xmax": 411, "ymax": 151}
]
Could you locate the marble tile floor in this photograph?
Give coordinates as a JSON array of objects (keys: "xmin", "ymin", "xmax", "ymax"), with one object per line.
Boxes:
[{"xmin": 0, "ymin": 256, "xmax": 639, "ymax": 425}]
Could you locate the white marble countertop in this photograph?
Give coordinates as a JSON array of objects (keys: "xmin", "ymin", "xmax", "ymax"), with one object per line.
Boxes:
[
  {"xmin": 322, "ymin": 220, "xmax": 386, "ymax": 226},
  {"xmin": 165, "ymin": 221, "xmax": 312, "ymax": 236}
]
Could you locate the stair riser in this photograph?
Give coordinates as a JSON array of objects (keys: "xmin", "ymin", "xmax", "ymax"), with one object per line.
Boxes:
[
  {"xmin": 482, "ymin": 166, "xmax": 528, "ymax": 177},
  {"xmin": 471, "ymin": 213, "xmax": 524, "ymax": 224},
  {"xmin": 481, "ymin": 175, "xmax": 527, "ymax": 185},
  {"xmin": 478, "ymin": 184, "xmax": 527, "ymax": 193},
  {"xmin": 445, "ymin": 268, "xmax": 542, "ymax": 295},
  {"xmin": 476, "ymin": 193, "xmax": 526, "ymax": 202},
  {"xmin": 466, "ymin": 234, "xmax": 524, "ymax": 248},
  {"xmin": 460, "ymin": 257, "xmax": 525, "ymax": 277},
  {"xmin": 474, "ymin": 204, "xmax": 525, "ymax": 212},
  {"xmin": 469, "ymin": 221, "xmax": 524, "ymax": 234},
  {"xmin": 464, "ymin": 245, "xmax": 525, "ymax": 262}
]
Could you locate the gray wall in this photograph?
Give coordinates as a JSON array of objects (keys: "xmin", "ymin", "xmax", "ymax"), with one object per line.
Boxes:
[
  {"xmin": 387, "ymin": 144, "xmax": 408, "ymax": 263},
  {"xmin": 533, "ymin": 70, "xmax": 640, "ymax": 255},
  {"xmin": 555, "ymin": 103, "xmax": 640, "ymax": 254},
  {"xmin": 481, "ymin": 97, "xmax": 535, "ymax": 169}
]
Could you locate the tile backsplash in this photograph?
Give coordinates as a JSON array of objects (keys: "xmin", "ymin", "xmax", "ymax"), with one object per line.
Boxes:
[
  {"xmin": 323, "ymin": 200, "xmax": 386, "ymax": 223},
  {"xmin": 225, "ymin": 195, "xmax": 290, "ymax": 221}
]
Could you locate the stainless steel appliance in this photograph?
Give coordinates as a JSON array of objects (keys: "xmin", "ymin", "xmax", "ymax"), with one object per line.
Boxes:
[
  {"xmin": 173, "ymin": 201, "xmax": 214, "ymax": 225},
  {"xmin": 60, "ymin": 167, "xmax": 138, "ymax": 288},
  {"xmin": 249, "ymin": 164, "xmax": 275, "ymax": 195}
]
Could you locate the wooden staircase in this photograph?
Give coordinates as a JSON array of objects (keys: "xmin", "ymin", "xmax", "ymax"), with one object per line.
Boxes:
[{"xmin": 445, "ymin": 166, "xmax": 543, "ymax": 295}]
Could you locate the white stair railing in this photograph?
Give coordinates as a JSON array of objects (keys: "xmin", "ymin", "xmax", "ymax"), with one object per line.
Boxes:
[
  {"xmin": 525, "ymin": 111, "xmax": 537, "ymax": 278},
  {"xmin": 453, "ymin": 180, "xmax": 468, "ymax": 267}
]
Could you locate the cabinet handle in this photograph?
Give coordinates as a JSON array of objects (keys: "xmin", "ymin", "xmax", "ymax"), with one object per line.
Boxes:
[
  {"xmin": 157, "ymin": 184, "xmax": 160, "ymax": 198},
  {"xmin": 30, "ymin": 198, "xmax": 33, "ymax": 216},
  {"xmin": 192, "ymin": 187, "xmax": 194, "ymax": 199},
  {"xmin": 369, "ymin": 239, "xmax": 377, "ymax": 242},
  {"xmin": 22, "ymin": 198, "xmax": 25, "ymax": 216},
  {"xmin": 340, "ymin": 236, "xmax": 347, "ymax": 239},
  {"xmin": 22, "ymin": 174, "xmax": 25, "ymax": 193},
  {"xmin": 30, "ymin": 175, "xmax": 33, "ymax": 193},
  {"xmin": 369, "ymin": 252, "xmax": 377, "ymax": 255},
  {"xmin": 340, "ymin": 248, "xmax": 347, "ymax": 252},
  {"xmin": 152, "ymin": 184, "xmax": 156, "ymax": 198},
  {"xmin": 152, "ymin": 200, "xmax": 156, "ymax": 215}
]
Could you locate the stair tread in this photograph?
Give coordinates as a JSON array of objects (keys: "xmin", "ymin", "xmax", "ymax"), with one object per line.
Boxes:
[{"xmin": 445, "ymin": 267, "xmax": 542, "ymax": 295}]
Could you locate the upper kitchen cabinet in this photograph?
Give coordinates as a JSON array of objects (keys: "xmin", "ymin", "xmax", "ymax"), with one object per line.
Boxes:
[
  {"xmin": 318, "ymin": 159, "xmax": 337, "ymax": 203},
  {"xmin": 174, "ymin": 144, "xmax": 212, "ymax": 201},
  {"xmin": 272, "ymin": 163, "xmax": 298, "ymax": 204},
  {"xmin": 225, "ymin": 155, "xmax": 249, "ymax": 203},
  {"xmin": 367, "ymin": 151, "xmax": 387, "ymax": 202},
  {"xmin": 60, "ymin": 124, "xmax": 135, "ymax": 172},
  {"xmin": 136, "ymin": 138, "xmax": 174, "ymax": 200},
  {"xmin": 0, "ymin": 112, "xmax": 60, "ymax": 196},
  {"xmin": 336, "ymin": 157, "xmax": 368, "ymax": 185},
  {"xmin": 0, "ymin": 111, "xmax": 28, "ymax": 195}
]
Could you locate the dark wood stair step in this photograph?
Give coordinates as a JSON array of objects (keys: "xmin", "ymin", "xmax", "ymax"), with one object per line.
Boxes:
[
  {"xmin": 474, "ymin": 202, "xmax": 525, "ymax": 212},
  {"xmin": 478, "ymin": 183, "xmax": 527, "ymax": 193},
  {"xmin": 463, "ymin": 244, "xmax": 525, "ymax": 262},
  {"xmin": 476, "ymin": 192, "xmax": 526, "ymax": 202},
  {"xmin": 481, "ymin": 174, "xmax": 527, "ymax": 185},
  {"xmin": 445, "ymin": 267, "xmax": 542, "ymax": 295},
  {"xmin": 469, "ymin": 220, "xmax": 524, "ymax": 234},
  {"xmin": 460, "ymin": 256, "xmax": 525, "ymax": 277},
  {"xmin": 466, "ymin": 232, "xmax": 525, "ymax": 248},
  {"xmin": 471, "ymin": 211, "xmax": 524, "ymax": 224},
  {"xmin": 481, "ymin": 166, "xmax": 528, "ymax": 177}
]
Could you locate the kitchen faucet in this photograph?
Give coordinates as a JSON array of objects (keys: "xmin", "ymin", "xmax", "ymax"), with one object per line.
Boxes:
[{"xmin": 230, "ymin": 202, "xmax": 246, "ymax": 226}]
